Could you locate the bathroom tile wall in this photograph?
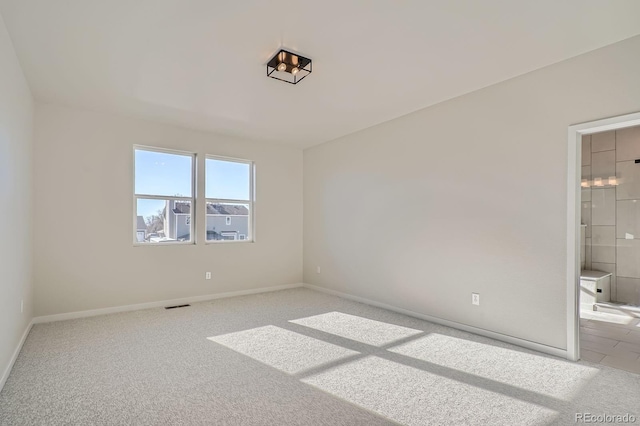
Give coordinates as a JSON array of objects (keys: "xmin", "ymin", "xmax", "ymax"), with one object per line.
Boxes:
[
  {"xmin": 582, "ymin": 126, "xmax": 640, "ymax": 305},
  {"xmin": 582, "ymin": 135, "xmax": 592, "ymax": 272}
]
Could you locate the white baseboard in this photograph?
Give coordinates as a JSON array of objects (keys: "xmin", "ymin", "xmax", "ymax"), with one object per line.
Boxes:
[
  {"xmin": 1, "ymin": 319, "xmax": 34, "ymax": 393},
  {"xmin": 302, "ymin": 283, "xmax": 568, "ymax": 359},
  {"xmin": 33, "ymin": 283, "xmax": 304, "ymax": 324}
]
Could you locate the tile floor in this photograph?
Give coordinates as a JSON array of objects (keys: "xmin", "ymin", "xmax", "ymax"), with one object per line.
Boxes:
[{"xmin": 580, "ymin": 309, "xmax": 640, "ymax": 374}]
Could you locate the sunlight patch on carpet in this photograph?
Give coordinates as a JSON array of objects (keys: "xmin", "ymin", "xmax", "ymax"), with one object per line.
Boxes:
[
  {"xmin": 208, "ymin": 325, "xmax": 359, "ymax": 374},
  {"xmin": 388, "ymin": 333, "xmax": 598, "ymax": 400},
  {"xmin": 290, "ymin": 311, "xmax": 423, "ymax": 346},
  {"xmin": 303, "ymin": 356, "xmax": 558, "ymax": 426}
]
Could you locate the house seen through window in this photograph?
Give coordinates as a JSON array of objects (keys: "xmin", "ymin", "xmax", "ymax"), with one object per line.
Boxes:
[
  {"xmin": 205, "ymin": 157, "xmax": 253, "ymax": 242},
  {"xmin": 134, "ymin": 147, "xmax": 195, "ymax": 244},
  {"xmin": 133, "ymin": 148, "xmax": 253, "ymax": 244}
]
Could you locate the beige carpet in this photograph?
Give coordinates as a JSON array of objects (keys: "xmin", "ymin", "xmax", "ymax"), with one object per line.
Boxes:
[{"xmin": 1, "ymin": 288, "xmax": 639, "ymax": 425}]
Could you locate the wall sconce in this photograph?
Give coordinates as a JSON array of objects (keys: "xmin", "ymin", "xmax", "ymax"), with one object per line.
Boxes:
[
  {"xmin": 267, "ymin": 49, "xmax": 312, "ymax": 85},
  {"xmin": 581, "ymin": 179, "xmax": 590, "ymax": 188},
  {"xmin": 608, "ymin": 176, "xmax": 618, "ymax": 186},
  {"xmin": 593, "ymin": 177, "xmax": 603, "ymax": 187}
]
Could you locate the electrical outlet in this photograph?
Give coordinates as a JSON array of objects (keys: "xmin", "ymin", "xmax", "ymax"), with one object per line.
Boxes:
[
  {"xmin": 21, "ymin": 299, "xmax": 24, "ymax": 313},
  {"xmin": 472, "ymin": 293, "xmax": 480, "ymax": 306},
  {"xmin": 317, "ymin": 266, "xmax": 321, "ymax": 274},
  {"xmin": 205, "ymin": 272, "xmax": 211, "ymax": 280}
]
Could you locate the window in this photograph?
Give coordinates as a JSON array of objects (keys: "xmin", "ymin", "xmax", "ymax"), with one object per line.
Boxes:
[
  {"xmin": 205, "ymin": 156, "xmax": 253, "ymax": 242},
  {"xmin": 134, "ymin": 147, "xmax": 195, "ymax": 244}
]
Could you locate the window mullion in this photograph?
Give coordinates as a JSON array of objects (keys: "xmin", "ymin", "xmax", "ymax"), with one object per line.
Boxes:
[
  {"xmin": 206, "ymin": 198, "xmax": 251, "ymax": 204},
  {"xmin": 135, "ymin": 194, "xmax": 193, "ymax": 201}
]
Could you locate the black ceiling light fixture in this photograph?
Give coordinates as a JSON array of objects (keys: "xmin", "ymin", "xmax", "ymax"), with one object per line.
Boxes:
[{"xmin": 266, "ymin": 49, "xmax": 312, "ymax": 85}]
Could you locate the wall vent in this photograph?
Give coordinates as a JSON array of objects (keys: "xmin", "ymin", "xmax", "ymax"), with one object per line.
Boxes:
[{"xmin": 165, "ymin": 304, "xmax": 191, "ymax": 310}]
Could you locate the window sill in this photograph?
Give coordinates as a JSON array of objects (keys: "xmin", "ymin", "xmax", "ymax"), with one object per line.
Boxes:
[
  {"xmin": 205, "ymin": 240, "xmax": 254, "ymax": 245},
  {"xmin": 133, "ymin": 241, "xmax": 195, "ymax": 247}
]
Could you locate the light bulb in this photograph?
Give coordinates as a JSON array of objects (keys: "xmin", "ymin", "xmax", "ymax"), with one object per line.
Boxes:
[
  {"xmin": 291, "ymin": 67, "xmax": 299, "ymax": 75},
  {"xmin": 581, "ymin": 179, "xmax": 590, "ymax": 188},
  {"xmin": 277, "ymin": 62, "xmax": 287, "ymax": 72},
  {"xmin": 593, "ymin": 177, "xmax": 603, "ymax": 187}
]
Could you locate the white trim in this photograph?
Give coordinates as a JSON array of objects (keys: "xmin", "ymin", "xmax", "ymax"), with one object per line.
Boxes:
[
  {"xmin": 566, "ymin": 126, "xmax": 582, "ymax": 362},
  {"xmin": 568, "ymin": 114, "xmax": 640, "ymax": 135},
  {"xmin": 135, "ymin": 195, "xmax": 192, "ymax": 201},
  {"xmin": 206, "ymin": 198, "xmax": 252, "ymax": 205},
  {"xmin": 133, "ymin": 240, "xmax": 194, "ymax": 247},
  {"xmin": 134, "ymin": 144, "xmax": 196, "ymax": 157},
  {"xmin": 205, "ymin": 153, "xmax": 253, "ymax": 165},
  {"xmin": 206, "ymin": 239, "xmax": 254, "ymax": 244},
  {"xmin": 303, "ymin": 283, "xmax": 568, "ymax": 359},
  {"xmin": 0, "ymin": 319, "xmax": 34, "ymax": 393},
  {"xmin": 566, "ymin": 111, "xmax": 640, "ymax": 362},
  {"xmin": 252, "ymin": 162, "xmax": 256, "ymax": 242},
  {"xmin": 32, "ymin": 283, "xmax": 304, "ymax": 324}
]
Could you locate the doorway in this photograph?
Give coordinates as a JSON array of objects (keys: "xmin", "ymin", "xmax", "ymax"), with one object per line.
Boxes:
[{"xmin": 567, "ymin": 112, "xmax": 640, "ymax": 373}]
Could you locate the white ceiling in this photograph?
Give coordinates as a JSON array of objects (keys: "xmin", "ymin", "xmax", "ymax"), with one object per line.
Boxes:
[{"xmin": 1, "ymin": 1, "xmax": 640, "ymax": 148}]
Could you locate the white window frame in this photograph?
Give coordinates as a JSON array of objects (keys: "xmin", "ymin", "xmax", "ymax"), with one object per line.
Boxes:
[
  {"xmin": 205, "ymin": 155, "xmax": 254, "ymax": 244},
  {"xmin": 133, "ymin": 145, "xmax": 196, "ymax": 246}
]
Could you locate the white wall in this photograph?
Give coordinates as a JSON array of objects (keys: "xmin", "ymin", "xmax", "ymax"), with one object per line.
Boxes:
[
  {"xmin": 304, "ymin": 35, "xmax": 640, "ymax": 350},
  {"xmin": 0, "ymin": 14, "xmax": 33, "ymax": 381},
  {"xmin": 34, "ymin": 103, "xmax": 302, "ymax": 316}
]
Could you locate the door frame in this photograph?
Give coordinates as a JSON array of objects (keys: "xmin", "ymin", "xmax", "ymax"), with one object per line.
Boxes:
[{"xmin": 566, "ymin": 111, "xmax": 640, "ymax": 361}]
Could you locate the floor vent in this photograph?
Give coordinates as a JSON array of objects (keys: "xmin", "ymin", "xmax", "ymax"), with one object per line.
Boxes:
[{"xmin": 165, "ymin": 304, "xmax": 191, "ymax": 310}]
